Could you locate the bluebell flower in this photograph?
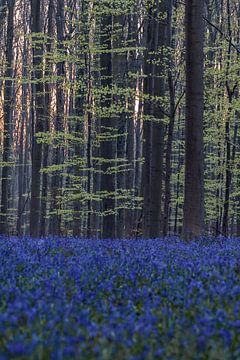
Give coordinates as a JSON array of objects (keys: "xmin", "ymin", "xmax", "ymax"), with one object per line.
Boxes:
[{"xmin": 1, "ymin": 236, "xmax": 240, "ymax": 357}]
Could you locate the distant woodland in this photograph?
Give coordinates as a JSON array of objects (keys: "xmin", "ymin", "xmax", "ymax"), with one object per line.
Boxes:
[{"xmin": 0, "ymin": 0, "xmax": 239, "ymax": 239}]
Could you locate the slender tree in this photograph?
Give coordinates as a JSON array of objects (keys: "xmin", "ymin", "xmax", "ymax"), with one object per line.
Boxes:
[
  {"xmin": 0, "ymin": 0, "xmax": 15, "ymax": 234},
  {"xmin": 40, "ymin": 0, "xmax": 54, "ymax": 237},
  {"xmin": 100, "ymin": 5, "xmax": 116, "ymax": 238},
  {"xmin": 29, "ymin": 0, "xmax": 44, "ymax": 237},
  {"xmin": 142, "ymin": 0, "xmax": 172, "ymax": 238},
  {"xmin": 49, "ymin": 0, "xmax": 65, "ymax": 235}
]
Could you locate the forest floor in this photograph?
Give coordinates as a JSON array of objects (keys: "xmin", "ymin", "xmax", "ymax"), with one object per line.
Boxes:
[{"xmin": 0, "ymin": 237, "xmax": 240, "ymax": 359}]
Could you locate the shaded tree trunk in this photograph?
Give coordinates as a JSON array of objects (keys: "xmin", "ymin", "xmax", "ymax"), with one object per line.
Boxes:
[
  {"xmin": 142, "ymin": 2, "xmax": 156, "ymax": 239},
  {"xmin": 163, "ymin": 71, "xmax": 175, "ymax": 236},
  {"xmin": 40, "ymin": 0, "xmax": 54, "ymax": 237},
  {"xmin": 30, "ymin": 0, "xmax": 44, "ymax": 237},
  {"xmin": 100, "ymin": 9, "xmax": 116, "ymax": 239},
  {"xmin": 0, "ymin": 0, "xmax": 15, "ymax": 234},
  {"xmin": 113, "ymin": 13, "xmax": 128, "ymax": 239},
  {"xmin": 182, "ymin": 0, "xmax": 205, "ymax": 241},
  {"xmin": 143, "ymin": 0, "xmax": 171, "ymax": 238},
  {"xmin": 72, "ymin": 69, "xmax": 85, "ymax": 238}
]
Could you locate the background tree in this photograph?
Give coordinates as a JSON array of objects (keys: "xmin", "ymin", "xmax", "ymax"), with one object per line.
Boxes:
[
  {"xmin": 29, "ymin": 0, "xmax": 44, "ymax": 237},
  {"xmin": 0, "ymin": 0, "xmax": 15, "ymax": 234},
  {"xmin": 0, "ymin": 0, "xmax": 239, "ymax": 239}
]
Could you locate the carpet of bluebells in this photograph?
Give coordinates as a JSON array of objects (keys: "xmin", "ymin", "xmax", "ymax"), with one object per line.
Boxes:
[{"xmin": 1, "ymin": 237, "xmax": 240, "ymax": 359}]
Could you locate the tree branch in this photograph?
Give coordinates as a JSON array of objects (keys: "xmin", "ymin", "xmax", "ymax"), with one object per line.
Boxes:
[{"xmin": 203, "ymin": 16, "xmax": 240, "ymax": 55}]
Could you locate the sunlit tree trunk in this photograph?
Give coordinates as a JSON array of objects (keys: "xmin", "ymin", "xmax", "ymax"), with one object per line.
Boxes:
[
  {"xmin": 17, "ymin": 7, "xmax": 28, "ymax": 236},
  {"xmin": 49, "ymin": 0, "xmax": 65, "ymax": 235}
]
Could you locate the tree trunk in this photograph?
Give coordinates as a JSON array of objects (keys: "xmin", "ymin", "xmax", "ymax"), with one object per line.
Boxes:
[
  {"xmin": 72, "ymin": 69, "xmax": 85, "ymax": 238},
  {"xmin": 30, "ymin": 0, "xmax": 44, "ymax": 237},
  {"xmin": 86, "ymin": 51, "xmax": 93, "ymax": 238},
  {"xmin": 49, "ymin": 0, "xmax": 65, "ymax": 235},
  {"xmin": 113, "ymin": 13, "xmax": 128, "ymax": 239},
  {"xmin": 100, "ymin": 9, "xmax": 116, "ymax": 239},
  {"xmin": 182, "ymin": 0, "xmax": 205, "ymax": 241},
  {"xmin": 40, "ymin": 0, "xmax": 54, "ymax": 237},
  {"xmin": 142, "ymin": 2, "xmax": 155, "ymax": 239},
  {"xmin": 17, "ymin": 11, "xmax": 28, "ymax": 236},
  {"xmin": 143, "ymin": 0, "xmax": 171, "ymax": 238},
  {"xmin": 163, "ymin": 71, "xmax": 175, "ymax": 236},
  {"xmin": 0, "ymin": 0, "xmax": 15, "ymax": 235},
  {"xmin": 150, "ymin": 0, "xmax": 172, "ymax": 238},
  {"xmin": 0, "ymin": 0, "xmax": 7, "ymax": 38},
  {"xmin": 221, "ymin": 0, "xmax": 236, "ymax": 237}
]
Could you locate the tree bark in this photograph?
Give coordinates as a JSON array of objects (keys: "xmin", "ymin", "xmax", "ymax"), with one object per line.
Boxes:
[
  {"xmin": 182, "ymin": 0, "xmax": 205, "ymax": 241},
  {"xmin": 0, "ymin": 0, "xmax": 15, "ymax": 235},
  {"xmin": 100, "ymin": 9, "xmax": 116, "ymax": 239},
  {"xmin": 30, "ymin": 0, "xmax": 44, "ymax": 237},
  {"xmin": 17, "ymin": 6, "xmax": 28, "ymax": 236},
  {"xmin": 143, "ymin": 0, "xmax": 171, "ymax": 238},
  {"xmin": 113, "ymin": 13, "xmax": 128, "ymax": 239},
  {"xmin": 163, "ymin": 71, "xmax": 175, "ymax": 236},
  {"xmin": 40, "ymin": 0, "xmax": 54, "ymax": 237},
  {"xmin": 49, "ymin": 0, "xmax": 65, "ymax": 235}
]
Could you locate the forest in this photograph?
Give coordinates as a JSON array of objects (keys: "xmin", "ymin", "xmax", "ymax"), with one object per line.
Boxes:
[
  {"xmin": 1, "ymin": 0, "xmax": 240, "ymax": 359},
  {"xmin": 0, "ymin": 0, "xmax": 239, "ymax": 240}
]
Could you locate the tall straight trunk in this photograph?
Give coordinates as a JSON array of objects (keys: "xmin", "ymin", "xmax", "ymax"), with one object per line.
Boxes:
[
  {"xmin": 72, "ymin": 3, "xmax": 86, "ymax": 238},
  {"xmin": 221, "ymin": 101, "xmax": 232, "ymax": 237},
  {"xmin": 174, "ymin": 173, "xmax": 180, "ymax": 234},
  {"xmin": 17, "ymin": 19, "xmax": 28, "ymax": 236},
  {"xmin": 30, "ymin": 0, "xmax": 44, "ymax": 237},
  {"xmin": 100, "ymin": 10, "xmax": 116, "ymax": 239},
  {"xmin": 222, "ymin": 112, "xmax": 238, "ymax": 236},
  {"xmin": 86, "ymin": 51, "xmax": 93, "ymax": 238},
  {"xmin": 149, "ymin": 0, "xmax": 172, "ymax": 238},
  {"xmin": 40, "ymin": 0, "xmax": 54, "ymax": 237},
  {"xmin": 49, "ymin": 0, "xmax": 65, "ymax": 235},
  {"xmin": 182, "ymin": 0, "xmax": 205, "ymax": 241},
  {"xmin": 72, "ymin": 71, "xmax": 85, "ymax": 238},
  {"xmin": 173, "ymin": 110, "xmax": 182, "ymax": 235},
  {"xmin": 113, "ymin": 13, "xmax": 128, "ymax": 239},
  {"xmin": 124, "ymin": 12, "xmax": 138, "ymax": 238},
  {"xmin": 163, "ymin": 71, "xmax": 175, "ymax": 236},
  {"xmin": 143, "ymin": 0, "xmax": 171, "ymax": 238},
  {"xmin": 142, "ymin": 2, "xmax": 155, "ymax": 238},
  {"xmin": 215, "ymin": 142, "xmax": 223, "ymax": 236},
  {"xmin": 221, "ymin": 0, "xmax": 235, "ymax": 237},
  {"xmin": 92, "ymin": 117, "xmax": 101, "ymax": 239},
  {"xmin": 0, "ymin": 0, "xmax": 15, "ymax": 235},
  {"xmin": 134, "ymin": 83, "xmax": 143, "ymax": 237}
]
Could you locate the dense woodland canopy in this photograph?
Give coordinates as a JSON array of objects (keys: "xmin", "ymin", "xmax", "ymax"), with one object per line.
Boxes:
[{"xmin": 0, "ymin": 0, "xmax": 239, "ymax": 239}]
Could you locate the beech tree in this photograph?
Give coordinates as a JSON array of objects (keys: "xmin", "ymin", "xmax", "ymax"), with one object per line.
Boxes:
[
  {"xmin": 0, "ymin": 0, "xmax": 15, "ymax": 234},
  {"xmin": 29, "ymin": 0, "xmax": 44, "ymax": 237},
  {"xmin": 182, "ymin": 0, "xmax": 205, "ymax": 240},
  {"xmin": 0, "ymin": 0, "xmax": 239, "ymax": 239},
  {"xmin": 99, "ymin": 5, "xmax": 116, "ymax": 239}
]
